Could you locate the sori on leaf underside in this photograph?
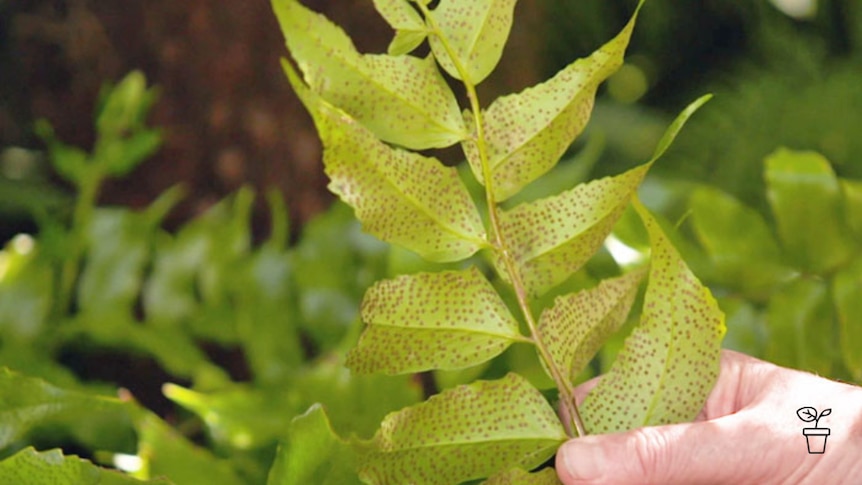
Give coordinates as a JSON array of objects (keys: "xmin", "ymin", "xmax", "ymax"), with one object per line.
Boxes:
[{"xmin": 271, "ymin": 0, "xmax": 726, "ymax": 483}]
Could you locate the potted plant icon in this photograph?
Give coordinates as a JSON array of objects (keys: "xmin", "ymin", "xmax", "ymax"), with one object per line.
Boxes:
[{"xmin": 796, "ymin": 407, "xmax": 831, "ymax": 454}]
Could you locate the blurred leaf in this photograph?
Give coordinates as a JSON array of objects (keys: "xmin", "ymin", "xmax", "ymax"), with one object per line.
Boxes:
[
  {"xmin": 583, "ymin": 198, "xmax": 725, "ymax": 434},
  {"xmin": 95, "ymin": 72, "xmax": 158, "ymax": 138},
  {"xmin": 841, "ymin": 178, "xmax": 862, "ymax": 239},
  {"xmin": 425, "ymin": 0, "xmax": 517, "ymax": 84},
  {"xmin": 461, "ymin": 3, "xmax": 638, "ymax": 201},
  {"xmin": 283, "ymin": 61, "xmax": 486, "ymax": 262},
  {"xmin": 358, "ymin": 373, "xmax": 566, "ymax": 485},
  {"xmin": 266, "ymin": 404, "xmax": 361, "ymax": 485},
  {"xmin": 688, "ymin": 186, "xmax": 795, "ymax": 297},
  {"xmin": 296, "ymin": 354, "xmax": 422, "ymax": 439},
  {"xmin": 77, "ymin": 209, "xmax": 155, "ymax": 319},
  {"xmin": 0, "ymin": 237, "xmax": 52, "ymax": 342},
  {"xmin": 765, "ymin": 278, "xmax": 834, "ymax": 376},
  {"xmin": 164, "ymin": 384, "xmax": 297, "ymax": 450},
  {"xmin": 273, "ymin": 0, "xmax": 465, "ymax": 149},
  {"xmin": 482, "ymin": 467, "xmax": 562, "ymax": 484},
  {"xmin": 347, "ymin": 267, "xmax": 523, "ymax": 374},
  {"xmin": 538, "ymin": 270, "xmax": 643, "ymax": 383},
  {"xmin": 143, "ymin": 190, "xmax": 252, "ymax": 342},
  {"xmin": 764, "ymin": 148, "xmax": 855, "ymax": 273},
  {"xmin": 33, "ymin": 120, "xmax": 88, "ymax": 185},
  {"xmin": 831, "ymin": 259, "xmax": 862, "ymax": 381},
  {"xmin": 236, "ymin": 247, "xmax": 302, "ymax": 385},
  {"xmin": 134, "ymin": 411, "xmax": 244, "ymax": 485},
  {"xmin": 94, "ymin": 129, "xmax": 162, "ymax": 178},
  {"xmin": 0, "ymin": 368, "xmax": 130, "ymax": 450},
  {"xmin": 0, "ymin": 346, "xmax": 79, "ymax": 389},
  {"xmin": 718, "ymin": 297, "xmax": 767, "ymax": 357},
  {"xmin": 0, "ymin": 447, "xmax": 169, "ymax": 485}
]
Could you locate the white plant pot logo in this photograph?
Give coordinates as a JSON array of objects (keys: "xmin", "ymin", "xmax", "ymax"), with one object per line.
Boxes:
[{"xmin": 796, "ymin": 407, "xmax": 831, "ymax": 454}]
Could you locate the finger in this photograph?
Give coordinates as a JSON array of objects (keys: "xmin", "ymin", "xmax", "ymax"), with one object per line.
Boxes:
[{"xmin": 573, "ymin": 375, "xmax": 602, "ymax": 405}]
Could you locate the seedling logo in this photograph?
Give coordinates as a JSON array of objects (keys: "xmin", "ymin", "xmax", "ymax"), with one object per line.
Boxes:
[{"xmin": 796, "ymin": 406, "xmax": 831, "ymax": 454}]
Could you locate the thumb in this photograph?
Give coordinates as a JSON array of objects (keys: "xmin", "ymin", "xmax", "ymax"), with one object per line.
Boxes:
[{"xmin": 556, "ymin": 417, "xmax": 764, "ymax": 485}]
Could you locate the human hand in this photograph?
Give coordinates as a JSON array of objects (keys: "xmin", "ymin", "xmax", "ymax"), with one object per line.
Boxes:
[{"xmin": 556, "ymin": 350, "xmax": 862, "ymax": 484}]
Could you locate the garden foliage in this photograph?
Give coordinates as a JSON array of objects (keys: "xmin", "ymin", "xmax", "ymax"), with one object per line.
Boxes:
[{"xmin": 0, "ymin": 72, "xmax": 421, "ymax": 483}]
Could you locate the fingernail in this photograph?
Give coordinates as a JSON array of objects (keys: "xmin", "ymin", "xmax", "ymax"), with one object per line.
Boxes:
[{"xmin": 561, "ymin": 438, "xmax": 607, "ymax": 481}]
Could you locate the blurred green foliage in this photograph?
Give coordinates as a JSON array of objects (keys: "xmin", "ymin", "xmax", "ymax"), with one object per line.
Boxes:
[
  {"xmin": 0, "ymin": 71, "xmax": 423, "ymax": 483},
  {"xmin": 623, "ymin": 148, "xmax": 862, "ymax": 383}
]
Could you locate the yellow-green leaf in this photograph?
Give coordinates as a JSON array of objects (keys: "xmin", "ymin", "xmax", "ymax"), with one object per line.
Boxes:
[
  {"xmin": 346, "ymin": 267, "xmax": 522, "ymax": 374},
  {"xmin": 461, "ymin": 2, "xmax": 640, "ymax": 201},
  {"xmin": 832, "ymin": 259, "xmax": 862, "ymax": 381},
  {"xmin": 582, "ymin": 198, "xmax": 726, "ymax": 434},
  {"xmin": 273, "ymin": 0, "xmax": 465, "ymax": 149},
  {"xmin": 499, "ymin": 164, "xmax": 650, "ymax": 297},
  {"xmin": 372, "ymin": 0, "xmax": 428, "ymax": 55},
  {"xmin": 483, "ymin": 467, "xmax": 562, "ymax": 484},
  {"xmin": 496, "ymin": 94, "xmax": 711, "ymax": 297},
  {"xmin": 764, "ymin": 148, "xmax": 855, "ymax": 273},
  {"xmin": 359, "ymin": 373, "xmax": 566, "ymax": 485},
  {"xmin": 425, "ymin": 0, "xmax": 517, "ymax": 84},
  {"xmin": 282, "ymin": 60, "xmax": 486, "ymax": 262},
  {"xmin": 538, "ymin": 270, "xmax": 644, "ymax": 383}
]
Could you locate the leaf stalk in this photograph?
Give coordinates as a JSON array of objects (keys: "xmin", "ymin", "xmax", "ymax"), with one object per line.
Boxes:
[{"xmin": 418, "ymin": 1, "xmax": 586, "ymax": 438}]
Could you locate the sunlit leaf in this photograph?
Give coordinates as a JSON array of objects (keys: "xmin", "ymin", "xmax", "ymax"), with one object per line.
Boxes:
[
  {"xmin": 482, "ymin": 467, "xmax": 562, "ymax": 484},
  {"xmin": 688, "ymin": 186, "xmax": 795, "ymax": 296},
  {"xmin": 425, "ymin": 0, "xmax": 517, "ymax": 84},
  {"xmin": 765, "ymin": 148, "xmax": 855, "ymax": 273},
  {"xmin": 273, "ymin": 0, "xmax": 465, "ymax": 149},
  {"xmin": 766, "ymin": 278, "xmax": 834, "ymax": 376},
  {"xmin": 347, "ymin": 267, "xmax": 523, "ymax": 374},
  {"xmin": 461, "ymin": 3, "xmax": 640, "ymax": 201},
  {"xmin": 498, "ymin": 94, "xmax": 711, "ymax": 297},
  {"xmin": 164, "ymin": 384, "xmax": 297, "ymax": 450},
  {"xmin": 498, "ymin": 164, "xmax": 649, "ymax": 297},
  {"xmin": 832, "ymin": 259, "xmax": 862, "ymax": 381},
  {"xmin": 372, "ymin": 0, "xmax": 427, "ymax": 55},
  {"xmin": 267, "ymin": 404, "xmax": 361, "ymax": 485},
  {"xmin": 0, "ymin": 447, "xmax": 168, "ymax": 485},
  {"xmin": 134, "ymin": 411, "xmax": 244, "ymax": 485},
  {"xmin": 582, "ymin": 198, "xmax": 725, "ymax": 433},
  {"xmin": 359, "ymin": 373, "xmax": 566, "ymax": 485},
  {"xmin": 282, "ymin": 61, "xmax": 486, "ymax": 262},
  {"xmin": 538, "ymin": 270, "xmax": 643, "ymax": 383}
]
